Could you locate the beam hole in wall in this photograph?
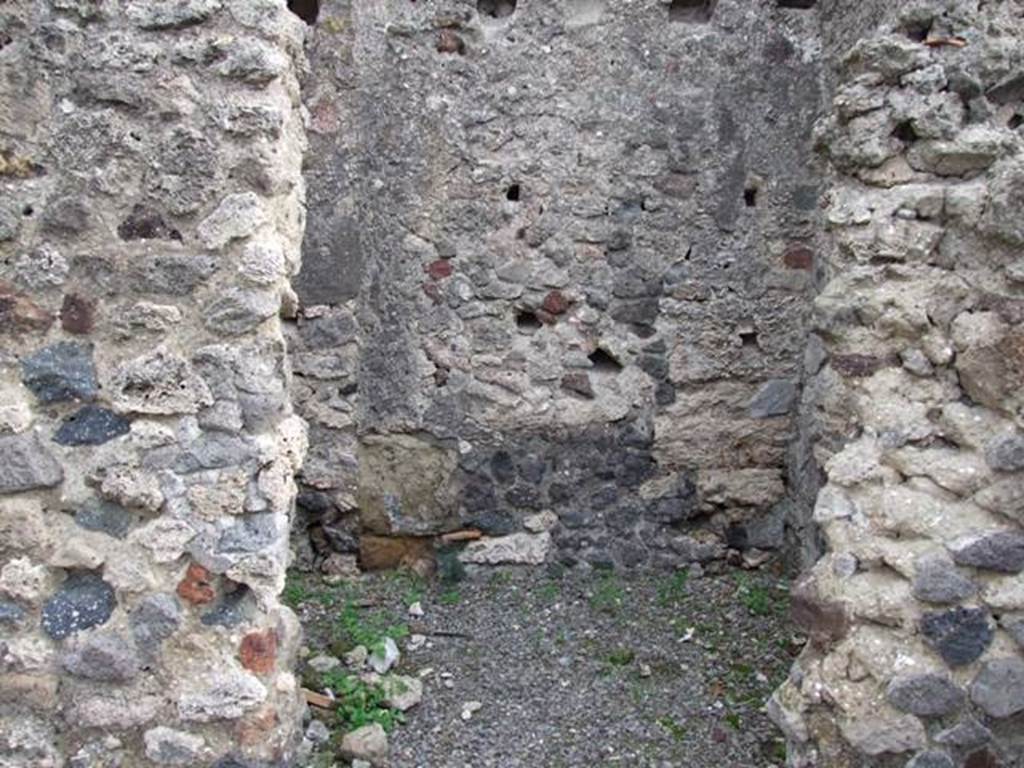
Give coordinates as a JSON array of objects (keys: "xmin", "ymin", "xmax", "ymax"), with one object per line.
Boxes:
[
  {"xmin": 1009, "ymin": 114, "xmax": 1023, "ymax": 130},
  {"xmin": 892, "ymin": 120, "xmax": 918, "ymax": 143},
  {"xmin": 668, "ymin": 0, "xmax": 714, "ymax": 24},
  {"xmin": 776, "ymin": 0, "xmax": 816, "ymax": 8},
  {"xmin": 739, "ymin": 329, "xmax": 759, "ymax": 348},
  {"xmin": 743, "ymin": 186, "xmax": 758, "ymax": 207},
  {"xmin": 22, "ymin": 204, "xmax": 34, "ymax": 217},
  {"xmin": 589, "ymin": 347, "xmax": 623, "ymax": 373},
  {"xmin": 902, "ymin": 20, "xmax": 932, "ymax": 42},
  {"xmin": 478, "ymin": 0, "xmax": 517, "ymax": 20},
  {"xmin": 286, "ymin": 0, "xmax": 320, "ymax": 24},
  {"xmin": 506, "ymin": 183, "xmax": 521, "ymax": 202},
  {"xmin": 515, "ymin": 309, "xmax": 543, "ymax": 332}
]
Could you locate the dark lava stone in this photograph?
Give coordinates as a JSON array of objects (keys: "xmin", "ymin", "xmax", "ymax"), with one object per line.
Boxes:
[
  {"xmin": 21, "ymin": 341, "xmax": 97, "ymax": 404},
  {"xmin": 920, "ymin": 607, "xmax": 994, "ymax": 667},
  {"xmin": 41, "ymin": 572, "xmax": 116, "ymax": 640},
  {"xmin": 54, "ymin": 405, "xmax": 131, "ymax": 446}
]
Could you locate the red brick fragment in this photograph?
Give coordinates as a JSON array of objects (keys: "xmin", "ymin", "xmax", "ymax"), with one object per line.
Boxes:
[
  {"xmin": 240, "ymin": 628, "xmax": 278, "ymax": 675},
  {"xmin": 436, "ymin": 30, "xmax": 466, "ymax": 55},
  {"xmin": 782, "ymin": 244, "xmax": 815, "ymax": 270},
  {"xmin": 0, "ymin": 281, "xmax": 52, "ymax": 333},
  {"xmin": 60, "ymin": 293, "xmax": 95, "ymax": 334},
  {"xmin": 542, "ymin": 289, "xmax": 570, "ymax": 315},
  {"xmin": 176, "ymin": 563, "xmax": 215, "ymax": 605},
  {"xmin": 426, "ymin": 259, "xmax": 453, "ymax": 280}
]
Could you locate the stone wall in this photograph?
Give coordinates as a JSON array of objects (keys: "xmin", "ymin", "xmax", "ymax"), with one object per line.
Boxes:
[
  {"xmin": 771, "ymin": 2, "xmax": 1024, "ymax": 766},
  {"xmin": 0, "ymin": 1, "xmax": 308, "ymax": 765},
  {"xmin": 291, "ymin": 0, "xmax": 827, "ymax": 572}
]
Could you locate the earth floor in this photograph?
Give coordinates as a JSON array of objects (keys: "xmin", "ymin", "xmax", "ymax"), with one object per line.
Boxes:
[{"xmin": 287, "ymin": 562, "xmax": 799, "ymax": 768}]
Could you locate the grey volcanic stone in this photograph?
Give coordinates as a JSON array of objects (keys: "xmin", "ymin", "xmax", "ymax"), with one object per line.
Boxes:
[
  {"xmin": 748, "ymin": 379, "xmax": 797, "ymax": 418},
  {"xmin": 41, "ymin": 572, "xmax": 116, "ymax": 640},
  {"xmin": 970, "ymin": 657, "xmax": 1024, "ymax": 718},
  {"xmin": 201, "ymin": 586, "xmax": 254, "ymax": 628},
  {"xmin": 217, "ymin": 513, "xmax": 277, "ymax": 554},
  {"xmin": 74, "ymin": 500, "xmax": 134, "ymax": 539},
  {"xmin": 949, "ymin": 531, "xmax": 1024, "ymax": 574},
  {"xmin": 934, "ymin": 717, "xmax": 992, "ymax": 748},
  {"xmin": 886, "ymin": 673, "xmax": 965, "ymax": 716},
  {"xmin": 911, "ymin": 556, "xmax": 976, "ymax": 604},
  {"xmin": 128, "ymin": 0, "xmax": 220, "ymax": 30},
  {"xmin": 905, "ymin": 752, "xmax": 954, "ymax": 768},
  {"xmin": 21, "ymin": 342, "xmax": 97, "ymax": 403},
  {"xmin": 0, "ymin": 433, "xmax": 64, "ymax": 492},
  {"xmin": 984, "ymin": 433, "xmax": 1024, "ymax": 471},
  {"xmin": 920, "ymin": 607, "xmax": 994, "ymax": 667},
  {"xmin": 130, "ymin": 593, "xmax": 181, "ymax": 652},
  {"xmin": 1002, "ymin": 616, "xmax": 1024, "ymax": 648},
  {"xmin": 62, "ymin": 631, "xmax": 140, "ymax": 682},
  {"xmin": 0, "ymin": 600, "xmax": 26, "ymax": 624},
  {"xmin": 54, "ymin": 406, "xmax": 131, "ymax": 446}
]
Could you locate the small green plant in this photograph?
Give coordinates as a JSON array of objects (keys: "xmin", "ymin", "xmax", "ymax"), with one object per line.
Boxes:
[
  {"xmin": 657, "ymin": 568, "xmax": 690, "ymax": 606},
  {"xmin": 590, "ymin": 573, "xmax": 624, "ymax": 614},
  {"xmin": 283, "ymin": 578, "xmax": 310, "ymax": 608},
  {"xmin": 725, "ymin": 712, "xmax": 742, "ymax": 730},
  {"xmin": 538, "ymin": 582, "xmax": 560, "ymax": 603},
  {"xmin": 735, "ymin": 575, "xmax": 777, "ymax": 616},
  {"xmin": 657, "ymin": 715, "xmax": 687, "ymax": 742},
  {"xmin": 322, "ymin": 669, "xmax": 405, "ymax": 733},
  {"xmin": 606, "ymin": 646, "xmax": 636, "ymax": 666},
  {"xmin": 439, "ymin": 589, "xmax": 461, "ymax": 606},
  {"xmin": 333, "ymin": 601, "xmax": 408, "ymax": 656}
]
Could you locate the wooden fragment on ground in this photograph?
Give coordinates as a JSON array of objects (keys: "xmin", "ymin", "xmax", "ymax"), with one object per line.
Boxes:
[
  {"xmin": 303, "ymin": 689, "xmax": 335, "ymax": 709},
  {"xmin": 440, "ymin": 529, "xmax": 483, "ymax": 543},
  {"xmin": 924, "ymin": 36, "xmax": 967, "ymax": 47}
]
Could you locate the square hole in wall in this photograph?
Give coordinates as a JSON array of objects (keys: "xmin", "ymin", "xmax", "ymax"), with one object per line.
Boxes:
[
  {"xmin": 777, "ymin": 0, "xmax": 816, "ymax": 7},
  {"xmin": 668, "ymin": 0, "xmax": 715, "ymax": 24}
]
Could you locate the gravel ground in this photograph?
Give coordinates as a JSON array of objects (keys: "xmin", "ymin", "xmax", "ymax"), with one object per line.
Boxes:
[{"xmin": 290, "ymin": 565, "xmax": 799, "ymax": 768}]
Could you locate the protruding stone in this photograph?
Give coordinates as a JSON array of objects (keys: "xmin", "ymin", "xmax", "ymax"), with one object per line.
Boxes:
[
  {"xmin": 949, "ymin": 531, "xmax": 1024, "ymax": 574},
  {"xmin": 20, "ymin": 342, "xmax": 97, "ymax": 403},
  {"xmin": 177, "ymin": 669, "xmax": 267, "ymax": 722},
  {"xmin": 906, "ymin": 752, "xmax": 954, "ymax": 768},
  {"xmin": 886, "ymin": 673, "xmax": 965, "ymax": 717},
  {"xmin": 748, "ymin": 379, "xmax": 797, "ymax": 418},
  {"xmin": 128, "ymin": 0, "xmax": 221, "ymax": 30},
  {"xmin": 984, "ymin": 433, "xmax": 1024, "ymax": 471},
  {"xmin": 54, "ymin": 406, "xmax": 131, "ymax": 446},
  {"xmin": 74, "ymin": 500, "xmax": 134, "ymax": 539},
  {"xmin": 459, "ymin": 532, "xmax": 551, "ymax": 566},
  {"xmin": 130, "ymin": 593, "xmax": 182, "ymax": 652},
  {"xmin": 911, "ymin": 555, "xmax": 977, "ymax": 604},
  {"xmin": 109, "ymin": 348, "xmax": 212, "ymax": 415},
  {"xmin": 381, "ymin": 674, "xmax": 423, "ymax": 711},
  {"xmin": 969, "ymin": 657, "xmax": 1024, "ymax": 718},
  {"xmin": 41, "ymin": 572, "xmax": 116, "ymax": 640},
  {"xmin": 0, "ymin": 432, "xmax": 64, "ymax": 492},
  {"xmin": 339, "ymin": 723, "xmax": 388, "ymax": 767},
  {"xmin": 920, "ymin": 607, "xmax": 994, "ymax": 667},
  {"xmin": 368, "ymin": 637, "xmax": 400, "ymax": 674},
  {"xmin": 62, "ymin": 631, "xmax": 140, "ymax": 682},
  {"xmin": 144, "ymin": 726, "xmax": 207, "ymax": 766},
  {"xmin": 197, "ymin": 192, "xmax": 267, "ymax": 250}
]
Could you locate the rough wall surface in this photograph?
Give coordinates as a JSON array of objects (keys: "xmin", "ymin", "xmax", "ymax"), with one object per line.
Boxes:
[
  {"xmin": 771, "ymin": 2, "xmax": 1024, "ymax": 766},
  {"xmin": 292, "ymin": 0, "xmax": 827, "ymax": 572},
  {"xmin": 0, "ymin": 1, "xmax": 308, "ymax": 765}
]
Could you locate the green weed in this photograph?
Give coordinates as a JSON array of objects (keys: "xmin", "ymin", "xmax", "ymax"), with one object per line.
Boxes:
[
  {"xmin": 322, "ymin": 669, "xmax": 405, "ymax": 733},
  {"xmin": 657, "ymin": 569, "xmax": 690, "ymax": 606}
]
